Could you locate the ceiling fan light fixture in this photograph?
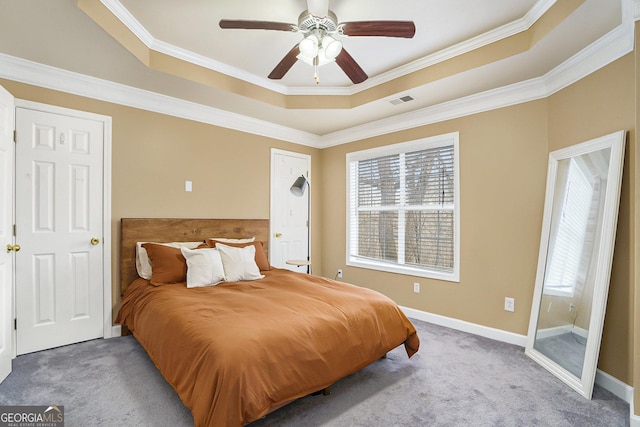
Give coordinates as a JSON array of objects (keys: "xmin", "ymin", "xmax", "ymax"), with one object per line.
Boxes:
[
  {"xmin": 299, "ymin": 34, "xmax": 319, "ymax": 58},
  {"xmin": 297, "ymin": 31, "xmax": 338, "ymax": 69},
  {"xmin": 297, "ymin": 51, "xmax": 334, "ymax": 67},
  {"xmin": 321, "ymin": 35, "xmax": 342, "ymax": 59}
]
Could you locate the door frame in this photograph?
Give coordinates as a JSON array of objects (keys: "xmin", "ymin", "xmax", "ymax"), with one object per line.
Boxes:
[
  {"xmin": 12, "ymin": 99, "xmax": 113, "ymax": 357},
  {"xmin": 0, "ymin": 84, "xmax": 15, "ymax": 382},
  {"xmin": 269, "ymin": 148, "xmax": 311, "ymax": 269}
]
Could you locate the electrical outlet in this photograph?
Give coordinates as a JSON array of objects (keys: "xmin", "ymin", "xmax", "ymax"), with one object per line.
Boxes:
[
  {"xmin": 337, "ymin": 269, "xmax": 342, "ymax": 279},
  {"xmin": 413, "ymin": 282, "xmax": 420, "ymax": 293},
  {"xmin": 504, "ymin": 297, "xmax": 515, "ymax": 312}
]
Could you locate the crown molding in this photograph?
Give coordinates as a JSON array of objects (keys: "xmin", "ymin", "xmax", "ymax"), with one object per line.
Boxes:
[
  {"xmin": 545, "ymin": 19, "xmax": 634, "ymax": 95},
  {"xmin": 0, "ymin": 0, "xmax": 634, "ymax": 149},
  {"xmin": 318, "ymin": 10, "xmax": 635, "ymax": 148},
  {"xmin": 317, "ymin": 79, "xmax": 549, "ymax": 148},
  {"xmin": 0, "ymin": 53, "xmax": 319, "ymax": 146},
  {"xmin": 151, "ymin": 38, "xmax": 293, "ymax": 94},
  {"xmin": 99, "ymin": 0, "xmax": 152, "ymax": 46},
  {"xmin": 352, "ymin": 0, "xmax": 557, "ymax": 93},
  {"xmin": 99, "ymin": 0, "xmax": 556, "ymax": 96},
  {"xmin": 99, "ymin": 0, "xmax": 348, "ymax": 95},
  {"xmin": 99, "ymin": 0, "xmax": 289, "ymax": 94}
]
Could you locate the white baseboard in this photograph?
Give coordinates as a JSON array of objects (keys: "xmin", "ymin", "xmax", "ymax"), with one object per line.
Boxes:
[
  {"xmin": 535, "ymin": 325, "xmax": 589, "ymax": 340},
  {"xmin": 400, "ymin": 306, "xmax": 527, "ymax": 347},
  {"xmin": 595, "ymin": 369, "xmax": 633, "ymax": 402},
  {"xmin": 604, "ymin": 376, "xmax": 639, "ymax": 427},
  {"xmin": 401, "ymin": 305, "xmax": 637, "ymax": 423},
  {"xmin": 110, "ymin": 325, "xmax": 122, "ymax": 337},
  {"xmin": 535, "ymin": 325, "xmax": 572, "ymax": 340},
  {"xmin": 572, "ymin": 325, "xmax": 588, "ymax": 339}
]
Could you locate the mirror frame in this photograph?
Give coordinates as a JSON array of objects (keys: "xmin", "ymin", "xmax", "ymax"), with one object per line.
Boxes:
[{"xmin": 525, "ymin": 130, "xmax": 626, "ymax": 399}]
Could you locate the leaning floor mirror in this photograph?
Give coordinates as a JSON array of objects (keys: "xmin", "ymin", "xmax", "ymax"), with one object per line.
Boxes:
[{"xmin": 525, "ymin": 130, "xmax": 626, "ymax": 399}]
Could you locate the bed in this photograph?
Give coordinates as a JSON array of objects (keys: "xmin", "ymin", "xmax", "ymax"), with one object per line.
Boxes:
[{"xmin": 116, "ymin": 218, "xmax": 419, "ymax": 427}]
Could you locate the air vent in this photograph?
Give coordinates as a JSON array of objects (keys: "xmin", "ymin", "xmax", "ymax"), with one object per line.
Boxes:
[{"xmin": 389, "ymin": 95, "xmax": 415, "ymax": 105}]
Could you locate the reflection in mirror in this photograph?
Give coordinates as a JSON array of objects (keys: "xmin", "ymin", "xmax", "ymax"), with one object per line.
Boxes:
[
  {"xmin": 525, "ymin": 131, "xmax": 625, "ymax": 399},
  {"xmin": 534, "ymin": 148, "xmax": 610, "ymax": 378}
]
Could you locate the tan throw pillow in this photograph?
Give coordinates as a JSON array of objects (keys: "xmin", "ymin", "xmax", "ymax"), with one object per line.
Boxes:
[
  {"xmin": 142, "ymin": 243, "xmax": 187, "ymax": 286},
  {"xmin": 135, "ymin": 241, "xmax": 203, "ymax": 279}
]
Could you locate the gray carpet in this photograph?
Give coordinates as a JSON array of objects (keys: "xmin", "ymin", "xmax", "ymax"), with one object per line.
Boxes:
[
  {"xmin": 534, "ymin": 332, "xmax": 587, "ymax": 379},
  {"xmin": 0, "ymin": 319, "xmax": 629, "ymax": 426}
]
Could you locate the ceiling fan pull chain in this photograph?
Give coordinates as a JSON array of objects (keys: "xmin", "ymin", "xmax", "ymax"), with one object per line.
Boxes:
[{"xmin": 313, "ymin": 56, "xmax": 320, "ymax": 84}]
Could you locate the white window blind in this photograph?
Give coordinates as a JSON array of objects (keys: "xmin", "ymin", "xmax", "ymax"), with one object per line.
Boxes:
[
  {"xmin": 347, "ymin": 133, "xmax": 459, "ymax": 281},
  {"xmin": 544, "ymin": 158, "xmax": 594, "ymax": 296}
]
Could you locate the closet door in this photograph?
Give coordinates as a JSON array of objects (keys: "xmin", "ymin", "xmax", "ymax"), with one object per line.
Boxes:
[{"xmin": 14, "ymin": 106, "xmax": 104, "ymax": 355}]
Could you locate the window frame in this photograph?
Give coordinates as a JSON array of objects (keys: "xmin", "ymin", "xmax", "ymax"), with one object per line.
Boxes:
[{"xmin": 346, "ymin": 132, "xmax": 460, "ymax": 282}]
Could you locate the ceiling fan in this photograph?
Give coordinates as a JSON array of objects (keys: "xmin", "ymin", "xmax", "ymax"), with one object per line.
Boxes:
[{"xmin": 219, "ymin": 0, "xmax": 415, "ymax": 85}]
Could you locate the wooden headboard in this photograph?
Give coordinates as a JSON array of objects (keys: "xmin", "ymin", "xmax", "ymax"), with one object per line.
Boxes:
[{"xmin": 120, "ymin": 218, "xmax": 270, "ymax": 294}]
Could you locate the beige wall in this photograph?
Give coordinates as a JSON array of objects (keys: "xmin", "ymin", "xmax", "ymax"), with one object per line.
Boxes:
[
  {"xmin": 0, "ymin": 79, "xmax": 322, "ymax": 321},
  {"xmin": 320, "ymin": 54, "xmax": 635, "ymax": 387},
  {"xmin": 0, "ymin": 44, "xmax": 636, "ymax": 393},
  {"xmin": 548, "ymin": 54, "xmax": 635, "ymax": 384},
  {"xmin": 320, "ymin": 102, "xmax": 548, "ymax": 335}
]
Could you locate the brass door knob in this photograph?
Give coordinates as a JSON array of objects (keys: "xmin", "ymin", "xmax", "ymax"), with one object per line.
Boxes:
[
  {"xmin": 275, "ymin": 232, "xmax": 282, "ymax": 238},
  {"xmin": 90, "ymin": 237, "xmax": 100, "ymax": 245},
  {"xmin": 6, "ymin": 244, "xmax": 20, "ymax": 252}
]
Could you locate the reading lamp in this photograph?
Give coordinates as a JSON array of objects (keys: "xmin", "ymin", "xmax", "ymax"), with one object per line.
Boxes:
[{"xmin": 290, "ymin": 175, "xmax": 311, "ymax": 273}]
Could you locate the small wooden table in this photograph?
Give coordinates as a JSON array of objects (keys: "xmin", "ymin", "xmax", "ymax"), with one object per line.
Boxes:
[
  {"xmin": 285, "ymin": 260, "xmax": 311, "ymax": 267},
  {"xmin": 286, "ymin": 259, "xmax": 311, "ymax": 273}
]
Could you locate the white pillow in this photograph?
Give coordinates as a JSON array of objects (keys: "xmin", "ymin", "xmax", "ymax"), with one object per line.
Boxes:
[
  {"xmin": 136, "ymin": 241, "xmax": 203, "ymax": 279},
  {"xmin": 208, "ymin": 237, "xmax": 255, "ymax": 243},
  {"xmin": 217, "ymin": 244, "xmax": 264, "ymax": 282},
  {"xmin": 181, "ymin": 247, "xmax": 226, "ymax": 288}
]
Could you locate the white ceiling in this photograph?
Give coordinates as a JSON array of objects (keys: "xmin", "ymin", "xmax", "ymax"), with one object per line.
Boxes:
[
  {"xmin": 0, "ymin": 0, "xmax": 629, "ymax": 145},
  {"xmin": 118, "ymin": 0, "xmax": 539, "ymax": 88},
  {"xmin": 105, "ymin": 0, "xmax": 622, "ymax": 134}
]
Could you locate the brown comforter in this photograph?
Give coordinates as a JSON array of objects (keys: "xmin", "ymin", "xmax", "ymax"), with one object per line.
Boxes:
[{"xmin": 116, "ymin": 269, "xmax": 419, "ymax": 427}]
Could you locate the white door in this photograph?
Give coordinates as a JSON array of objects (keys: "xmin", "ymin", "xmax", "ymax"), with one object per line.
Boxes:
[
  {"xmin": 15, "ymin": 107, "xmax": 104, "ymax": 355},
  {"xmin": 270, "ymin": 149, "xmax": 311, "ymax": 273},
  {"xmin": 0, "ymin": 85, "xmax": 14, "ymax": 381}
]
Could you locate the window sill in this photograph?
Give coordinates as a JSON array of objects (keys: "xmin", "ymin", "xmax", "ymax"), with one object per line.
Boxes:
[
  {"xmin": 347, "ymin": 258, "xmax": 459, "ymax": 282},
  {"xmin": 542, "ymin": 287, "xmax": 574, "ymax": 298}
]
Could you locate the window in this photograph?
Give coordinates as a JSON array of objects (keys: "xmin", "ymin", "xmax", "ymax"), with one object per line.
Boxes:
[
  {"xmin": 544, "ymin": 157, "xmax": 596, "ymax": 297},
  {"xmin": 346, "ymin": 132, "xmax": 459, "ymax": 281}
]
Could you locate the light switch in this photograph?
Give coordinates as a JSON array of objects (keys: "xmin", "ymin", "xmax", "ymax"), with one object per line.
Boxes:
[{"xmin": 185, "ymin": 180, "xmax": 192, "ymax": 192}]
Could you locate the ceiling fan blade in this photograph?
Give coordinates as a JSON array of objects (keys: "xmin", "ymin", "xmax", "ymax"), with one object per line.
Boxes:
[
  {"xmin": 219, "ymin": 19, "xmax": 296, "ymax": 32},
  {"xmin": 340, "ymin": 21, "xmax": 416, "ymax": 38},
  {"xmin": 307, "ymin": 0, "xmax": 329, "ymax": 17},
  {"xmin": 335, "ymin": 48, "xmax": 368, "ymax": 84},
  {"xmin": 268, "ymin": 45, "xmax": 300, "ymax": 80}
]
